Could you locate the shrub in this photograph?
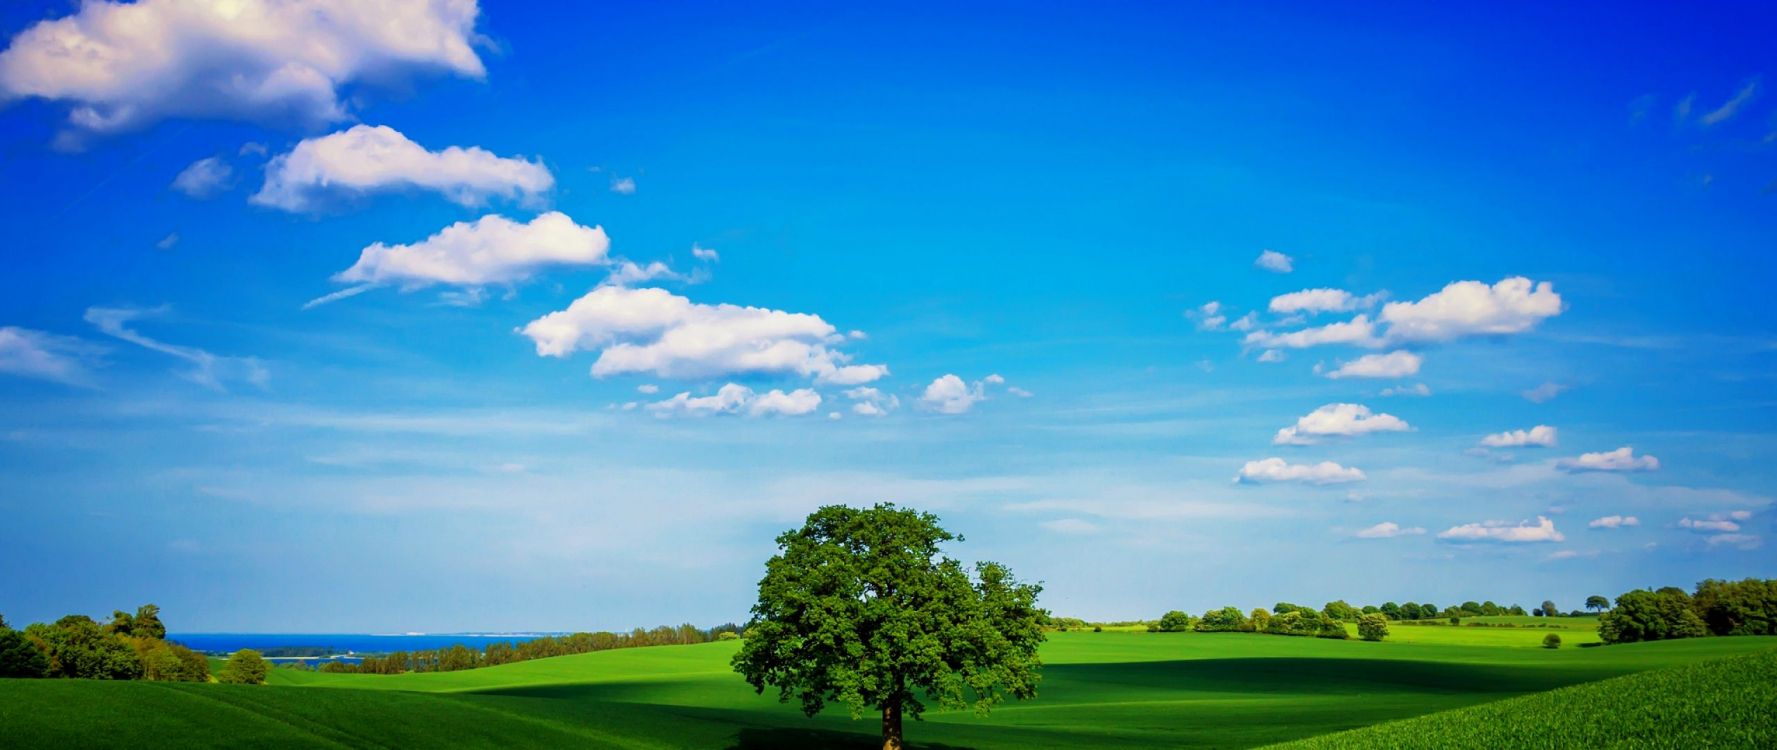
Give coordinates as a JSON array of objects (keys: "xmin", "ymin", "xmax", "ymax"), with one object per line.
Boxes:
[
  {"xmin": 1092, "ymin": 626, "xmax": 1103, "ymax": 633},
  {"xmin": 1543, "ymin": 633, "xmax": 1562, "ymax": 649},
  {"xmin": 716, "ymin": 631, "xmax": 740, "ymax": 641},
  {"xmin": 218, "ymin": 649, "xmax": 270, "ymax": 685},
  {"xmin": 1157, "ymin": 610, "xmax": 1193, "ymax": 632},
  {"xmin": 1358, "ymin": 614, "xmax": 1390, "ymax": 642},
  {"xmin": 1194, "ymin": 606, "xmax": 1249, "ymax": 633}
]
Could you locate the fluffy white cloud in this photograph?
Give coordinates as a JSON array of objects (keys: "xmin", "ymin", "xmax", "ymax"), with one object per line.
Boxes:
[
  {"xmin": 844, "ymin": 387, "xmax": 899, "ymax": 417},
  {"xmin": 171, "ymin": 156, "xmax": 232, "ymax": 198},
  {"xmin": 1354, "ymin": 522, "xmax": 1425, "ymax": 539},
  {"xmin": 1437, "ymin": 516, "xmax": 1564, "ymax": 543},
  {"xmin": 1255, "ymin": 249, "xmax": 1293, "ymax": 273},
  {"xmin": 1325, "ymin": 350, "xmax": 1421, "ymax": 379},
  {"xmin": 1380, "ymin": 383, "xmax": 1431, "ymax": 397},
  {"xmin": 1235, "ymin": 457, "xmax": 1365, "ymax": 485},
  {"xmin": 333, "ymin": 211, "xmax": 608, "ymax": 288},
  {"xmin": 253, "ymin": 125, "xmax": 552, "ymax": 212},
  {"xmin": 1269, "ymin": 288, "xmax": 1384, "ymax": 315},
  {"xmin": 691, "ymin": 244, "xmax": 719, "ymax": 262},
  {"xmin": 1274, "ymin": 403, "xmax": 1410, "ymax": 445},
  {"xmin": 84, "ymin": 306, "xmax": 266, "ymax": 391},
  {"xmin": 1588, "ymin": 515, "xmax": 1640, "ymax": 529},
  {"xmin": 1481, "ymin": 425, "xmax": 1558, "ymax": 448},
  {"xmin": 1379, "ymin": 277, "xmax": 1562, "ymax": 343},
  {"xmin": 1557, "ymin": 446, "xmax": 1660, "ymax": 473},
  {"xmin": 603, "ymin": 260, "xmax": 686, "ymax": 287},
  {"xmin": 1194, "ymin": 301, "xmax": 1228, "ymax": 330},
  {"xmin": 520, "ymin": 286, "xmax": 884, "ymax": 384},
  {"xmin": 609, "ymin": 176, "xmax": 636, "ymax": 195},
  {"xmin": 0, "ymin": 326, "xmax": 101, "ymax": 386},
  {"xmin": 920, "ymin": 374, "xmax": 984, "ymax": 414},
  {"xmin": 645, "ymin": 383, "xmax": 821, "ymax": 417},
  {"xmin": 0, "ymin": 0, "xmax": 485, "ymax": 143},
  {"xmin": 1244, "ymin": 315, "xmax": 1380, "ymax": 350}
]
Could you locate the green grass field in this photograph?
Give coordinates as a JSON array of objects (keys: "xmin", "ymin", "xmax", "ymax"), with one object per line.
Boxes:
[{"xmin": 4, "ymin": 631, "xmax": 1773, "ymax": 748}]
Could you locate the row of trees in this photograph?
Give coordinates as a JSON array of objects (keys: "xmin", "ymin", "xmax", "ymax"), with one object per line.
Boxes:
[
  {"xmin": 1599, "ymin": 578, "xmax": 1776, "ymax": 644},
  {"xmin": 309, "ymin": 622, "xmax": 743, "ymax": 675},
  {"xmin": 1154, "ymin": 605, "xmax": 1392, "ymax": 641},
  {"xmin": 0, "ymin": 605, "xmax": 210, "ymax": 682}
]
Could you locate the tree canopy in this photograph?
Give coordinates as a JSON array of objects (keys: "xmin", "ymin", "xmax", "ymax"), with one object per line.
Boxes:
[{"xmin": 731, "ymin": 503, "xmax": 1045, "ymax": 750}]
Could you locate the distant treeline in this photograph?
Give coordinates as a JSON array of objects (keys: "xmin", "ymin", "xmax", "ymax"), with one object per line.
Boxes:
[
  {"xmin": 302, "ymin": 622, "xmax": 744, "ymax": 675},
  {"xmin": 0, "ymin": 605, "xmax": 261, "ymax": 683},
  {"xmin": 1599, "ymin": 578, "xmax": 1776, "ymax": 644}
]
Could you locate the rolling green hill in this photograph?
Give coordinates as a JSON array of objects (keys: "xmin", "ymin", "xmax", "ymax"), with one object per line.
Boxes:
[{"xmin": 4, "ymin": 631, "xmax": 1773, "ymax": 748}]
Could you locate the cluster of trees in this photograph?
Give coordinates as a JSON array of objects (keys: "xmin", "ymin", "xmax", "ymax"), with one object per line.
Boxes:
[
  {"xmin": 1600, "ymin": 578, "xmax": 1777, "ymax": 644},
  {"xmin": 1151, "ymin": 603, "xmax": 1388, "ymax": 641},
  {"xmin": 0, "ymin": 605, "xmax": 210, "ymax": 682},
  {"xmin": 311, "ymin": 622, "xmax": 744, "ymax": 675}
]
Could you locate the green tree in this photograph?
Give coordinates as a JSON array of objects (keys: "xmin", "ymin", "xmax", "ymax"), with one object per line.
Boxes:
[
  {"xmin": 1691, "ymin": 578, "xmax": 1777, "ymax": 636},
  {"xmin": 0, "ymin": 628, "xmax": 48, "ymax": 678},
  {"xmin": 1599, "ymin": 590, "xmax": 1707, "ymax": 644},
  {"xmin": 731, "ymin": 504, "xmax": 1045, "ymax": 750},
  {"xmin": 1379, "ymin": 602, "xmax": 1401, "ymax": 620},
  {"xmin": 1193, "ymin": 606, "xmax": 1248, "ymax": 633},
  {"xmin": 1157, "ymin": 610, "xmax": 1193, "ymax": 632},
  {"xmin": 1322, "ymin": 600, "xmax": 1358, "ymax": 621},
  {"xmin": 1541, "ymin": 600, "xmax": 1559, "ymax": 618},
  {"xmin": 26, "ymin": 616, "xmax": 142, "ymax": 680},
  {"xmin": 219, "ymin": 649, "xmax": 270, "ymax": 685},
  {"xmin": 1357, "ymin": 614, "xmax": 1389, "ymax": 642},
  {"xmin": 1585, "ymin": 595, "xmax": 1610, "ymax": 613},
  {"xmin": 1248, "ymin": 608, "xmax": 1271, "ymax": 632},
  {"xmin": 1542, "ymin": 633, "xmax": 1562, "ymax": 649}
]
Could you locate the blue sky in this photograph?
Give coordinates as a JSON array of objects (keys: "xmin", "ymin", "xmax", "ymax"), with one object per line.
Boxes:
[{"xmin": 0, "ymin": 2, "xmax": 1772, "ymax": 632}]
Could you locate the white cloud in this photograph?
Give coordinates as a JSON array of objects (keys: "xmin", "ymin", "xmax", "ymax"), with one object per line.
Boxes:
[
  {"xmin": 0, "ymin": 0, "xmax": 485, "ymax": 144},
  {"xmin": 1257, "ymin": 349, "xmax": 1286, "ymax": 363},
  {"xmin": 844, "ymin": 386, "xmax": 898, "ymax": 416},
  {"xmin": 1704, "ymin": 533, "xmax": 1761, "ymax": 550},
  {"xmin": 1255, "ymin": 249, "xmax": 1293, "ymax": 273},
  {"xmin": 1557, "ymin": 446, "xmax": 1660, "ymax": 473},
  {"xmin": 1007, "ymin": 386, "xmax": 1034, "ymax": 398},
  {"xmin": 1269, "ymin": 288, "xmax": 1384, "ymax": 315},
  {"xmin": 1588, "ymin": 515, "xmax": 1640, "ymax": 529},
  {"xmin": 1380, "ymin": 383, "xmax": 1431, "ymax": 397},
  {"xmin": 253, "ymin": 125, "xmax": 552, "ymax": 212},
  {"xmin": 1522, "ymin": 382, "xmax": 1568, "ymax": 403},
  {"xmin": 1273, "ymin": 403, "xmax": 1410, "ymax": 445},
  {"xmin": 1228, "ymin": 312, "xmax": 1259, "ymax": 332},
  {"xmin": 920, "ymin": 374, "xmax": 984, "ymax": 414},
  {"xmin": 171, "ymin": 156, "xmax": 232, "ymax": 198},
  {"xmin": 84, "ymin": 306, "xmax": 266, "ymax": 391},
  {"xmin": 1194, "ymin": 301, "xmax": 1227, "ymax": 330},
  {"xmin": 1699, "ymin": 78, "xmax": 1760, "ymax": 126},
  {"xmin": 691, "ymin": 244, "xmax": 719, "ymax": 262},
  {"xmin": 332, "ymin": 211, "xmax": 609, "ymax": 289},
  {"xmin": 1378, "ymin": 277, "xmax": 1563, "ymax": 343},
  {"xmin": 155, "ymin": 233, "xmax": 179, "ymax": 251},
  {"xmin": 1244, "ymin": 315, "xmax": 1380, "ymax": 349},
  {"xmin": 636, "ymin": 384, "xmax": 659, "ymax": 395},
  {"xmin": 1354, "ymin": 521, "xmax": 1425, "ymax": 539},
  {"xmin": 519, "ymin": 285, "xmax": 885, "ymax": 384},
  {"xmin": 1679, "ymin": 511, "xmax": 1751, "ymax": 534},
  {"xmin": 609, "ymin": 176, "xmax": 636, "ymax": 195},
  {"xmin": 0, "ymin": 326, "xmax": 102, "ymax": 387},
  {"xmin": 1481, "ymin": 425, "xmax": 1558, "ymax": 448},
  {"xmin": 1040, "ymin": 518, "xmax": 1100, "ymax": 535},
  {"xmin": 603, "ymin": 260, "xmax": 686, "ymax": 287},
  {"xmin": 645, "ymin": 383, "xmax": 821, "ymax": 418},
  {"xmin": 1235, "ymin": 457, "xmax": 1365, "ymax": 485},
  {"xmin": 1325, "ymin": 350, "xmax": 1421, "ymax": 379},
  {"xmin": 1438, "ymin": 516, "xmax": 1564, "ymax": 543}
]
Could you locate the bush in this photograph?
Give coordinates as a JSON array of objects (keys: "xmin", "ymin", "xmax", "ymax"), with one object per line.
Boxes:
[
  {"xmin": 1358, "ymin": 614, "xmax": 1390, "ymax": 642},
  {"xmin": 218, "ymin": 649, "xmax": 270, "ymax": 685},
  {"xmin": 1157, "ymin": 610, "xmax": 1193, "ymax": 632},
  {"xmin": 1092, "ymin": 626, "xmax": 1103, "ymax": 632},
  {"xmin": 1543, "ymin": 633, "xmax": 1562, "ymax": 649},
  {"xmin": 716, "ymin": 631, "xmax": 740, "ymax": 641},
  {"xmin": 1194, "ymin": 606, "xmax": 1249, "ymax": 633}
]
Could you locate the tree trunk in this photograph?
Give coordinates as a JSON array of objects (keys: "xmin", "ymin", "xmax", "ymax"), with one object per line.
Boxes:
[{"xmin": 882, "ymin": 702, "xmax": 903, "ymax": 750}]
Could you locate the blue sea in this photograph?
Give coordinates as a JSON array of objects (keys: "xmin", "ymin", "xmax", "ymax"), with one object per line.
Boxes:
[{"xmin": 168, "ymin": 632, "xmax": 561, "ymax": 660}]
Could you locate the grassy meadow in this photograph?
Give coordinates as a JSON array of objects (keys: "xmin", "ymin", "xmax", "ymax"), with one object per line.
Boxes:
[{"xmin": 4, "ymin": 627, "xmax": 1773, "ymax": 748}]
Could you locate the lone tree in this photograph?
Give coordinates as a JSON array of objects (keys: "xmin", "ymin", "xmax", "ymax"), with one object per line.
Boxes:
[
  {"xmin": 732, "ymin": 503, "xmax": 1045, "ymax": 750},
  {"xmin": 1585, "ymin": 595, "xmax": 1610, "ymax": 613}
]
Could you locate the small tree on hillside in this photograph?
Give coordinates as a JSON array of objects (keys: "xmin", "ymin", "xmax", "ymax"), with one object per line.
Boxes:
[
  {"xmin": 1585, "ymin": 595, "xmax": 1609, "ymax": 613},
  {"xmin": 1157, "ymin": 610, "xmax": 1194, "ymax": 632},
  {"xmin": 1542, "ymin": 633, "xmax": 1562, "ymax": 649},
  {"xmin": 219, "ymin": 649, "xmax": 270, "ymax": 685},
  {"xmin": 1357, "ymin": 614, "xmax": 1389, "ymax": 642},
  {"xmin": 732, "ymin": 504, "xmax": 1045, "ymax": 750},
  {"xmin": 1541, "ymin": 600, "xmax": 1559, "ymax": 618}
]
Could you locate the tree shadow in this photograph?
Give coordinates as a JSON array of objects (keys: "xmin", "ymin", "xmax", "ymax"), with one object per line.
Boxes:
[{"xmin": 725, "ymin": 726, "xmax": 977, "ymax": 750}]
